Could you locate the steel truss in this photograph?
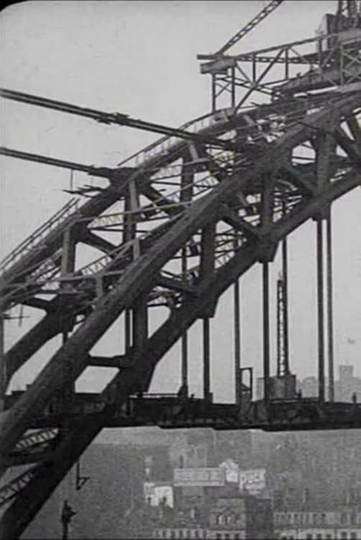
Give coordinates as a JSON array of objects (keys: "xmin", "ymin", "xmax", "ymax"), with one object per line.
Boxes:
[
  {"xmin": 0, "ymin": 89, "xmax": 360, "ymax": 538},
  {"xmin": 0, "ymin": 4, "xmax": 361, "ymax": 537}
]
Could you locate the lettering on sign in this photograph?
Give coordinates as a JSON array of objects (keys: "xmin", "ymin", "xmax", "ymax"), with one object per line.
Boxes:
[
  {"xmin": 173, "ymin": 468, "xmax": 225, "ymax": 487},
  {"xmin": 239, "ymin": 468, "xmax": 266, "ymax": 493}
]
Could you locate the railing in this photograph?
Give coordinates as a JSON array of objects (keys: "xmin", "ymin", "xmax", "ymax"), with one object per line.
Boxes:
[
  {"xmin": 0, "ymin": 198, "xmax": 79, "ymax": 276},
  {"xmin": 117, "ymin": 108, "xmax": 235, "ymax": 170},
  {"xmin": 132, "ymin": 393, "xmax": 179, "ymax": 399},
  {"xmin": 13, "ymin": 428, "xmax": 58, "ymax": 453},
  {"xmin": 0, "ymin": 467, "xmax": 37, "ymax": 508},
  {"xmin": 0, "ymin": 110, "xmax": 236, "ymax": 288}
]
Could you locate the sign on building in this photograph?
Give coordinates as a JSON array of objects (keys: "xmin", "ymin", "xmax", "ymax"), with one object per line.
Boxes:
[
  {"xmin": 219, "ymin": 459, "xmax": 240, "ymax": 483},
  {"xmin": 173, "ymin": 468, "xmax": 225, "ymax": 487},
  {"xmin": 143, "ymin": 482, "xmax": 174, "ymax": 507},
  {"xmin": 154, "ymin": 485, "xmax": 174, "ymax": 508},
  {"xmin": 239, "ymin": 468, "xmax": 266, "ymax": 493}
]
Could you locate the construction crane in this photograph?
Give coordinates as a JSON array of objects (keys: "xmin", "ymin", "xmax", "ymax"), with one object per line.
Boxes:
[
  {"xmin": 335, "ymin": 0, "xmax": 361, "ymax": 31},
  {"xmin": 216, "ymin": 0, "xmax": 285, "ymax": 56},
  {"xmin": 198, "ymin": 0, "xmax": 285, "ymax": 61},
  {"xmin": 197, "ymin": 0, "xmax": 286, "ymax": 111}
]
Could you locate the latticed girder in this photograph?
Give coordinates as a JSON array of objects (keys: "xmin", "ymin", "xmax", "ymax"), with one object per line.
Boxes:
[
  {"xmin": 0, "ymin": 92, "xmax": 357, "ymax": 313},
  {"xmin": 0, "ymin": 467, "xmax": 38, "ymax": 509},
  {"xmin": 0, "ymin": 90, "xmax": 360, "ymax": 538},
  {"xmin": 216, "ymin": 0, "xmax": 285, "ymax": 56}
]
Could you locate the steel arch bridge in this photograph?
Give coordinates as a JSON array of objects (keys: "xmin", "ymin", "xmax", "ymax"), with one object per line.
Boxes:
[{"xmin": 0, "ymin": 1, "xmax": 360, "ymax": 538}]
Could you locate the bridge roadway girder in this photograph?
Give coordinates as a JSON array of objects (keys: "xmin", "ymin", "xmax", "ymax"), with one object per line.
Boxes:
[
  {"xmin": 9, "ymin": 394, "xmax": 361, "ymax": 432},
  {"xmin": 0, "ymin": 93, "xmax": 360, "ymax": 538}
]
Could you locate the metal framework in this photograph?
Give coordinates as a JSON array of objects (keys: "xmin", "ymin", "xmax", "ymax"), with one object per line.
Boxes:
[{"xmin": 0, "ymin": 1, "xmax": 360, "ymax": 538}]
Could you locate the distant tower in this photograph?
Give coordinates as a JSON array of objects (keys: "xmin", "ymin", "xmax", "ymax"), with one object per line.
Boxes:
[{"xmin": 339, "ymin": 364, "xmax": 354, "ymax": 382}]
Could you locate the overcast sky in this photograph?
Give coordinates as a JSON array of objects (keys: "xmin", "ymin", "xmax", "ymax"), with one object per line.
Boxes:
[{"xmin": 1, "ymin": 0, "xmax": 360, "ymax": 401}]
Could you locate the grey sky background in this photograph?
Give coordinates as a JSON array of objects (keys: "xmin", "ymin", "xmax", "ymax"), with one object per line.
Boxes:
[{"xmin": 0, "ymin": 0, "xmax": 360, "ymax": 401}]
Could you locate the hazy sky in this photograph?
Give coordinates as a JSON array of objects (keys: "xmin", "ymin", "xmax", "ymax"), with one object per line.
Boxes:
[{"xmin": 0, "ymin": 0, "xmax": 360, "ymax": 400}]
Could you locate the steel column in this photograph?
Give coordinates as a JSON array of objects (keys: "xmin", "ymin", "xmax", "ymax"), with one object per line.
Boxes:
[
  {"xmin": 316, "ymin": 220, "xmax": 325, "ymax": 402},
  {"xmin": 234, "ymin": 277, "xmax": 241, "ymax": 405},
  {"xmin": 181, "ymin": 317, "xmax": 188, "ymax": 396},
  {"xmin": 326, "ymin": 212, "xmax": 335, "ymax": 402},
  {"xmin": 125, "ymin": 310, "xmax": 132, "ymax": 353},
  {"xmin": 281, "ymin": 203, "xmax": 290, "ymax": 375},
  {"xmin": 200, "ymin": 220, "xmax": 216, "ymax": 402},
  {"xmin": 60, "ymin": 226, "xmax": 77, "ymax": 405},
  {"xmin": 203, "ymin": 317, "xmax": 211, "ymax": 401},
  {"xmin": 233, "ymin": 237, "xmax": 241, "ymax": 406},
  {"xmin": 181, "ymin": 246, "xmax": 189, "ymax": 396},
  {"xmin": 263, "ymin": 262, "xmax": 270, "ymax": 402},
  {"xmin": 132, "ymin": 299, "xmax": 148, "ymax": 352},
  {"xmin": 212, "ymin": 74, "xmax": 217, "ymax": 112},
  {"xmin": 124, "ymin": 181, "xmax": 139, "ymax": 353},
  {"xmin": 179, "ymin": 155, "xmax": 194, "ymax": 396},
  {"xmin": 231, "ymin": 66, "xmax": 236, "ymax": 109},
  {"xmin": 0, "ymin": 316, "xmax": 5, "ymax": 411}
]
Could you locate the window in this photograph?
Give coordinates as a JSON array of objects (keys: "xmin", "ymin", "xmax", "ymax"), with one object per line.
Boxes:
[
  {"xmin": 316, "ymin": 535, "xmax": 323, "ymax": 540},
  {"xmin": 227, "ymin": 514, "xmax": 234, "ymax": 525},
  {"xmin": 216, "ymin": 535, "xmax": 222, "ymax": 540},
  {"xmin": 340, "ymin": 533, "xmax": 348, "ymax": 540},
  {"xmin": 350, "ymin": 534, "xmax": 358, "ymax": 540},
  {"xmin": 306, "ymin": 535, "xmax": 313, "ymax": 540}
]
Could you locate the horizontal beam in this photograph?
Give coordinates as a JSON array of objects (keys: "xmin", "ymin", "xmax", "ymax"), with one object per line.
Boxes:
[
  {"xmin": 198, "ymin": 32, "xmax": 342, "ymax": 63},
  {"xmin": 157, "ymin": 275, "xmax": 196, "ymax": 294},
  {"xmin": 21, "ymin": 298, "xmax": 53, "ymax": 311},
  {"xmin": 87, "ymin": 355, "xmax": 133, "ymax": 368},
  {"xmin": 3, "ymin": 449, "xmax": 55, "ymax": 468},
  {"xmin": 0, "ymin": 147, "xmax": 113, "ymax": 177},
  {"xmin": 0, "ymin": 88, "xmax": 233, "ymax": 150}
]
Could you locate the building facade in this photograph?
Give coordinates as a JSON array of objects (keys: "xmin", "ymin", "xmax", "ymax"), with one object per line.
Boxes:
[{"xmin": 275, "ymin": 510, "xmax": 361, "ymax": 540}]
